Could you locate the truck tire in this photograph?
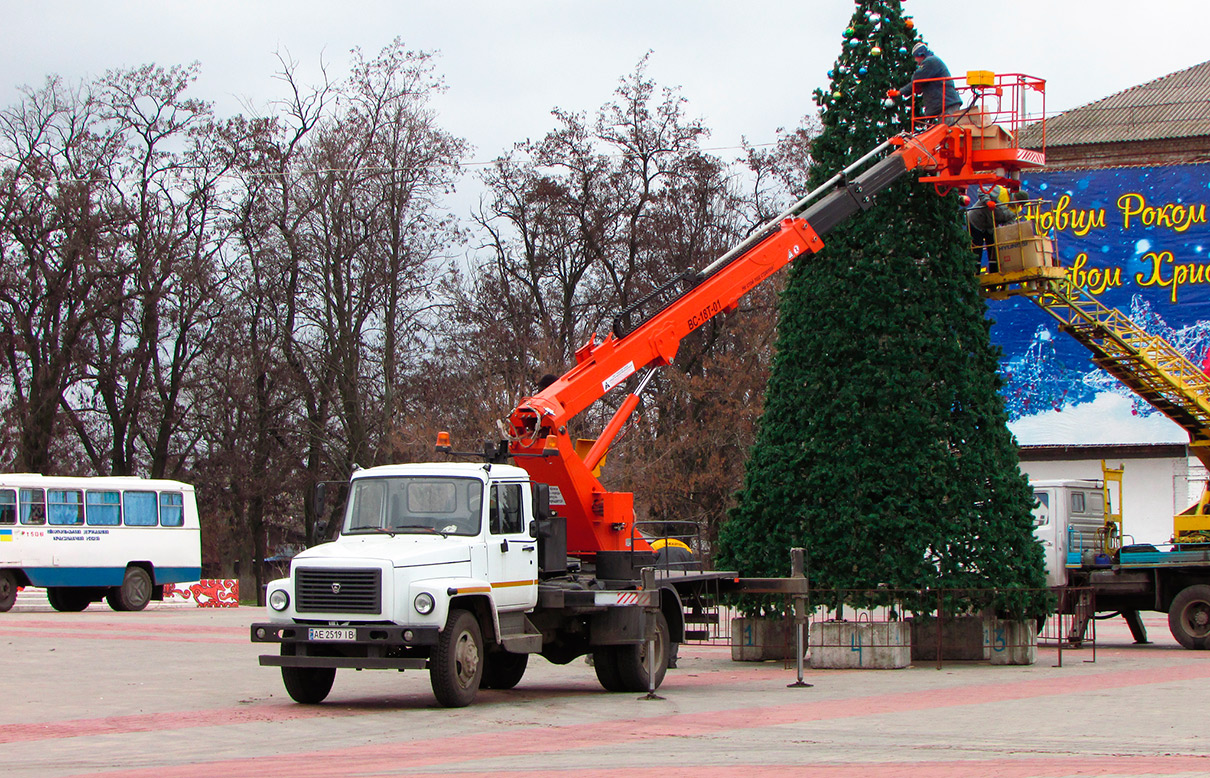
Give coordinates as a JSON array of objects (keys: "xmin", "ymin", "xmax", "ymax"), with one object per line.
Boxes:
[
  {"xmin": 1168, "ymin": 584, "xmax": 1210, "ymax": 650},
  {"xmin": 614, "ymin": 611, "xmax": 670, "ymax": 692},
  {"xmin": 107, "ymin": 567, "xmax": 153, "ymax": 612},
  {"xmin": 281, "ymin": 665, "xmax": 336, "ymax": 704},
  {"xmin": 480, "ymin": 651, "xmax": 528, "ymax": 690},
  {"xmin": 592, "ymin": 647, "xmax": 626, "ymax": 692},
  {"xmin": 0, "ymin": 570, "xmax": 16, "ymax": 612},
  {"xmin": 431, "ymin": 609, "xmax": 484, "ymax": 707},
  {"xmin": 47, "ymin": 587, "xmax": 92, "ymax": 612}
]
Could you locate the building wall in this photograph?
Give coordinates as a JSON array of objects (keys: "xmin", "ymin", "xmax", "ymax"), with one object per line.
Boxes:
[{"xmin": 1043, "ymin": 137, "xmax": 1210, "ymax": 169}]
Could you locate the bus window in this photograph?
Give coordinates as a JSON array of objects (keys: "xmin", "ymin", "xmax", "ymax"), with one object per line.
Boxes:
[
  {"xmin": 20, "ymin": 488, "xmax": 46, "ymax": 525},
  {"xmin": 86, "ymin": 491, "xmax": 121, "ymax": 526},
  {"xmin": 48, "ymin": 489, "xmax": 84, "ymax": 525},
  {"xmin": 159, "ymin": 492, "xmax": 184, "ymax": 527},
  {"xmin": 123, "ymin": 491, "xmax": 158, "ymax": 526},
  {"xmin": 0, "ymin": 489, "xmax": 15, "ymax": 524}
]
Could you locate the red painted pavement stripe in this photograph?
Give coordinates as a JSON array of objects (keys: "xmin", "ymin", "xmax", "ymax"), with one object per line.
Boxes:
[
  {"xmin": 0, "ymin": 628, "xmax": 246, "ymax": 645},
  {"xmin": 42, "ymin": 657, "xmax": 1210, "ymax": 777},
  {"xmin": 5, "ymin": 618, "xmax": 247, "ymax": 635},
  {"xmin": 350, "ymin": 758, "xmax": 1210, "ymax": 778}
]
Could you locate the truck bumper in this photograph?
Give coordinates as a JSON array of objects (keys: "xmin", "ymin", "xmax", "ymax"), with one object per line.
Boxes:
[{"xmin": 251, "ymin": 622, "xmax": 440, "ymax": 672}]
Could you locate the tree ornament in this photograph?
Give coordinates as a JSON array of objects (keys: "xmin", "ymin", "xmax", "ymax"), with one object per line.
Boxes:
[
  {"xmin": 898, "ymin": 46, "xmax": 908, "ymax": 55},
  {"xmin": 848, "ymin": 38, "xmax": 860, "ymax": 48},
  {"xmin": 845, "ymin": 26, "xmax": 855, "ymax": 36},
  {"xmin": 905, "ymin": 17, "xmax": 915, "ymax": 29},
  {"xmin": 859, "ymin": 66, "xmax": 868, "ymax": 75},
  {"xmin": 870, "ymin": 46, "xmax": 882, "ymax": 56},
  {"xmin": 882, "ymin": 97, "xmax": 895, "ymax": 108}
]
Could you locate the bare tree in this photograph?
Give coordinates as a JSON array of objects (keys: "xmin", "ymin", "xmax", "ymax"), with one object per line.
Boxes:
[
  {"xmin": 453, "ymin": 59, "xmax": 783, "ymax": 545},
  {"xmin": 77, "ymin": 64, "xmax": 235, "ymax": 478},
  {"xmin": 0, "ymin": 76, "xmax": 126, "ymax": 473}
]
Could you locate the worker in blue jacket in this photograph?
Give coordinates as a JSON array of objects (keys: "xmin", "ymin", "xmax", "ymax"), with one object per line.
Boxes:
[{"xmin": 900, "ymin": 43, "xmax": 963, "ymax": 122}]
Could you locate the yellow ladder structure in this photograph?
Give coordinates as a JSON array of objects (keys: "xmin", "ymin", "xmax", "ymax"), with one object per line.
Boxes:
[{"xmin": 982, "ymin": 265, "xmax": 1210, "ymax": 542}]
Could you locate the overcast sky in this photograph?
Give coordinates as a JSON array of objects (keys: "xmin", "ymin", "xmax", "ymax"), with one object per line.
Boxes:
[{"xmin": 0, "ymin": 1, "xmax": 1202, "ymax": 199}]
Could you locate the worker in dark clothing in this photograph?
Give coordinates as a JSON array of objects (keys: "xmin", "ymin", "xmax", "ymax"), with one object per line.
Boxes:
[
  {"xmin": 900, "ymin": 42, "xmax": 963, "ymax": 122},
  {"xmin": 967, "ymin": 185, "xmax": 1014, "ymax": 272}
]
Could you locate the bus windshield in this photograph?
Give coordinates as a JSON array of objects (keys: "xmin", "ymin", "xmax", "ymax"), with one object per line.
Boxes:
[{"xmin": 343, "ymin": 477, "xmax": 483, "ymax": 537}]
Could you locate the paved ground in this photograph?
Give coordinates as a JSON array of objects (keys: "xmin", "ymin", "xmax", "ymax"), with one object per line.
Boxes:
[{"xmin": 2, "ymin": 599, "xmax": 1208, "ymax": 778}]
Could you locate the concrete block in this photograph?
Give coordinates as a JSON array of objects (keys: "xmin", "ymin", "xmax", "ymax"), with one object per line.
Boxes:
[
  {"xmin": 985, "ymin": 620, "xmax": 1037, "ymax": 665},
  {"xmin": 809, "ymin": 621, "xmax": 910, "ymax": 669},
  {"xmin": 730, "ymin": 617, "xmax": 797, "ymax": 661}
]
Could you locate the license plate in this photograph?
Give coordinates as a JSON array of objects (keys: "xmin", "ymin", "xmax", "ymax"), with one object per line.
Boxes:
[{"xmin": 308, "ymin": 627, "xmax": 356, "ymax": 641}]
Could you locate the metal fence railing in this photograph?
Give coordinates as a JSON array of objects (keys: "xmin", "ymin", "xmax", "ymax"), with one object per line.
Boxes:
[{"xmin": 682, "ymin": 586, "xmax": 1096, "ymax": 669}]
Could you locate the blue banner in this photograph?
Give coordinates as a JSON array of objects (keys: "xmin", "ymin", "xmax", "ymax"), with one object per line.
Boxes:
[{"xmin": 991, "ymin": 163, "xmax": 1210, "ymax": 445}]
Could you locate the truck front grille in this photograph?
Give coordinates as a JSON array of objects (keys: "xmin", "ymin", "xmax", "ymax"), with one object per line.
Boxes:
[{"xmin": 296, "ymin": 568, "xmax": 382, "ymax": 614}]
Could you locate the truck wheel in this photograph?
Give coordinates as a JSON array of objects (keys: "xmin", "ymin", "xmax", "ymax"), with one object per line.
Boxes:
[
  {"xmin": 1168, "ymin": 584, "xmax": 1210, "ymax": 650},
  {"xmin": 281, "ymin": 666, "xmax": 336, "ymax": 704},
  {"xmin": 480, "ymin": 651, "xmax": 529, "ymax": 690},
  {"xmin": 47, "ymin": 587, "xmax": 92, "ymax": 612},
  {"xmin": 431, "ymin": 609, "xmax": 483, "ymax": 707},
  {"xmin": 0, "ymin": 570, "xmax": 17, "ymax": 612},
  {"xmin": 107, "ymin": 567, "xmax": 153, "ymax": 611},
  {"xmin": 615, "ymin": 611, "xmax": 670, "ymax": 692},
  {"xmin": 592, "ymin": 647, "xmax": 626, "ymax": 692}
]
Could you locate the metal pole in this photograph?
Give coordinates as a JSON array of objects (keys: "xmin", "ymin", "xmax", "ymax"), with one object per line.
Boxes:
[
  {"xmin": 641, "ymin": 567, "xmax": 664, "ymax": 700},
  {"xmin": 787, "ymin": 547, "xmax": 812, "ymax": 688}
]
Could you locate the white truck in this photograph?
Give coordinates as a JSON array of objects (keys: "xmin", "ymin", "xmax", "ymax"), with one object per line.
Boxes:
[
  {"xmin": 251, "ymin": 462, "xmax": 699, "ymax": 706},
  {"xmin": 1031, "ymin": 473, "xmax": 1210, "ymax": 649}
]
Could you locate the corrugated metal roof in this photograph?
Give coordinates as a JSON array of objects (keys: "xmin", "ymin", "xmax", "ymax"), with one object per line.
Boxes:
[{"xmin": 1022, "ymin": 60, "xmax": 1210, "ymax": 147}]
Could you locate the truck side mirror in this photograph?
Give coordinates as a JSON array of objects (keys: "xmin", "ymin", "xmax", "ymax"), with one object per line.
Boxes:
[
  {"xmin": 532, "ymin": 483, "xmax": 552, "ymax": 522},
  {"xmin": 314, "ymin": 482, "xmax": 327, "ymax": 516}
]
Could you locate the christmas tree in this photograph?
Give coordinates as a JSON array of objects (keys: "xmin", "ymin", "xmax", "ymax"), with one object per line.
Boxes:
[{"xmin": 716, "ymin": 0, "xmax": 1049, "ymax": 618}]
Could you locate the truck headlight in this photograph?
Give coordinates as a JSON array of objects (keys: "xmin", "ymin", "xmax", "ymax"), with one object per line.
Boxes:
[
  {"xmin": 414, "ymin": 592, "xmax": 435, "ymax": 615},
  {"xmin": 268, "ymin": 589, "xmax": 290, "ymax": 611}
]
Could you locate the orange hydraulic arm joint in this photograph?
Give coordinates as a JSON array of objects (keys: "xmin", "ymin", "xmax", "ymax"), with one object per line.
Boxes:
[{"xmin": 505, "ymin": 121, "xmax": 971, "ymax": 559}]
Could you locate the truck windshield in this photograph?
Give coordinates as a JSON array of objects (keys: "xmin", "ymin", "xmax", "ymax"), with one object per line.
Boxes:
[{"xmin": 343, "ymin": 477, "xmax": 483, "ymax": 536}]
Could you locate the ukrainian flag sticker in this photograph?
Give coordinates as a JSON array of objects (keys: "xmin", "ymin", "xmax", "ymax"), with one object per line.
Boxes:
[{"xmin": 0, "ymin": 529, "xmax": 12, "ymax": 541}]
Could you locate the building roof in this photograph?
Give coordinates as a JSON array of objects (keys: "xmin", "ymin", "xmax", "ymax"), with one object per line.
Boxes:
[{"xmin": 1025, "ymin": 60, "xmax": 1210, "ymax": 148}]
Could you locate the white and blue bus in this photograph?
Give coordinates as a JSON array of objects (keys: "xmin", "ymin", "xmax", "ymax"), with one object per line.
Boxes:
[{"xmin": 0, "ymin": 474, "xmax": 202, "ymax": 612}]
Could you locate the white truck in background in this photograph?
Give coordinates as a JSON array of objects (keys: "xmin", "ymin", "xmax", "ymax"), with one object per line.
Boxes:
[{"xmin": 1031, "ymin": 467, "xmax": 1210, "ymax": 649}]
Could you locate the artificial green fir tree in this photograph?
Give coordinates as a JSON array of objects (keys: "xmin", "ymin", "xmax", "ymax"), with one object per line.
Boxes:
[{"xmin": 716, "ymin": 0, "xmax": 1049, "ymax": 617}]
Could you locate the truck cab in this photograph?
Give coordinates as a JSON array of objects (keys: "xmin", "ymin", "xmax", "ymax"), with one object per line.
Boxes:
[
  {"xmin": 1031, "ymin": 479, "xmax": 1112, "ymax": 587},
  {"xmin": 265, "ymin": 462, "xmax": 539, "ymax": 629}
]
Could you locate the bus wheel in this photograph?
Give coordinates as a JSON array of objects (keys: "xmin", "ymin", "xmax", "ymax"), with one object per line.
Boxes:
[
  {"xmin": 47, "ymin": 587, "xmax": 92, "ymax": 612},
  {"xmin": 1168, "ymin": 584, "xmax": 1210, "ymax": 650},
  {"xmin": 0, "ymin": 570, "xmax": 17, "ymax": 612},
  {"xmin": 281, "ymin": 666, "xmax": 336, "ymax": 704},
  {"xmin": 107, "ymin": 567, "xmax": 153, "ymax": 612}
]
